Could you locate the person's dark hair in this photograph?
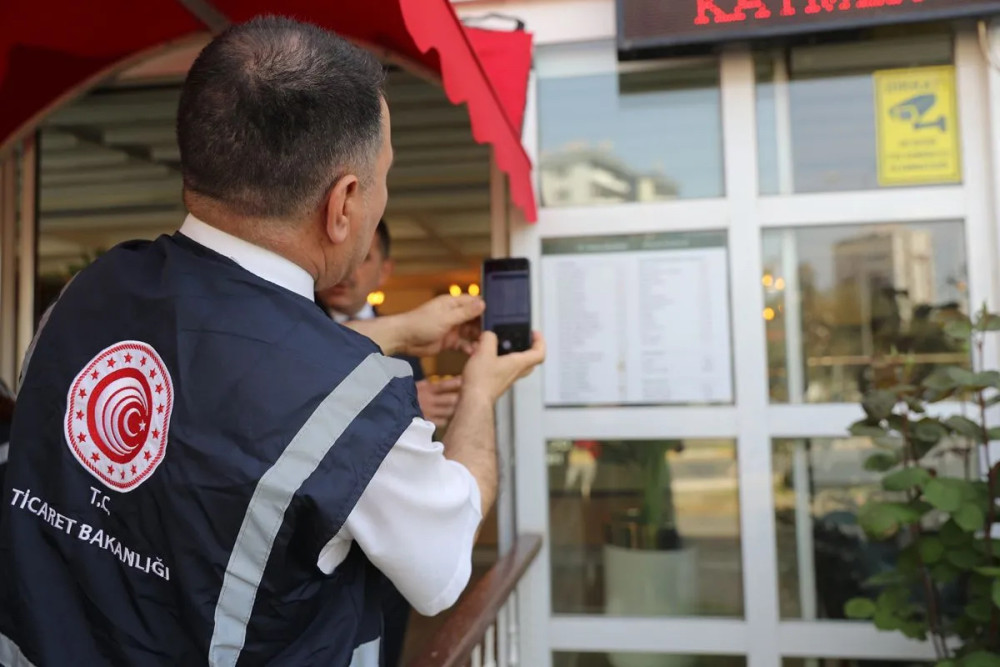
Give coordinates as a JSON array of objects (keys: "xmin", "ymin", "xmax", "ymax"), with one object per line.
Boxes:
[
  {"xmin": 374, "ymin": 219, "xmax": 391, "ymax": 258},
  {"xmin": 177, "ymin": 16, "xmax": 386, "ymax": 219}
]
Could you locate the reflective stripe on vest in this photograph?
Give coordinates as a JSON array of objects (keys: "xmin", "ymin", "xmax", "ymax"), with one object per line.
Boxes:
[
  {"xmin": 0, "ymin": 631, "xmax": 38, "ymax": 667},
  {"xmin": 209, "ymin": 353, "xmax": 412, "ymax": 667}
]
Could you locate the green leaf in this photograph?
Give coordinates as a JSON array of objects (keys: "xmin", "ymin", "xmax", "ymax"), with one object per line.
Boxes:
[
  {"xmin": 904, "ymin": 397, "xmax": 927, "ymax": 414},
  {"xmin": 876, "ymin": 586, "xmax": 911, "ymax": 611},
  {"xmin": 945, "ymin": 319, "xmax": 974, "ymax": 340},
  {"xmin": 844, "ymin": 597, "xmax": 876, "ymax": 619},
  {"xmin": 989, "ymin": 427, "xmax": 1000, "ymax": 442},
  {"xmin": 961, "ymin": 651, "xmax": 1000, "ymax": 667},
  {"xmin": 899, "ymin": 621, "xmax": 927, "ymax": 640},
  {"xmin": 949, "ymin": 367, "xmax": 978, "ymax": 388},
  {"xmin": 919, "ymin": 535, "xmax": 946, "ymax": 564},
  {"xmin": 992, "ymin": 579, "xmax": 1000, "ymax": 610},
  {"xmin": 980, "ymin": 314, "xmax": 1000, "ymax": 332},
  {"xmin": 932, "ymin": 561, "xmax": 961, "ymax": 584},
  {"xmin": 858, "ymin": 503, "xmax": 901, "ymax": 537},
  {"xmin": 864, "ymin": 570, "xmax": 911, "ymax": 587},
  {"xmin": 974, "ymin": 538, "xmax": 1000, "ymax": 555},
  {"xmin": 975, "ymin": 371, "xmax": 1000, "ymax": 389},
  {"xmin": 858, "ymin": 503, "xmax": 922, "ymax": 539},
  {"xmin": 883, "ymin": 467, "xmax": 931, "ymax": 491},
  {"xmin": 864, "ymin": 451, "xmax": 900, "ymax": 472},
  {"xmin": 924, "ymin": 369, "xmax": 958, "ymax": 391},
  {"xmin": 924, "ymin": 478, "xmax": 965, "ymax": 512},
  {"xmin": 956, "ymin": 502, "xmax": 987, "ymax": 532},
  {"xmin": 947, "ymin": 547, "xmax": 982, "ymax": 570},
  {"xmin": 873, "ymin": 606, "xmax": 901, "ymax": 631},
  {"xmin": 915, "ymin": 419, "xmax": 947, "ymax": 444},
  {"xmin": 863, "ymin": 390, "xmax": 898, "ymax": 422},
  {"xmin": 947, "ymin": 415, "xmax": 983, "ymax": 439},
  {"xmin": 974, "ymin": 566, "xmax": 1000, "ymax": 577},
  {"xmin": 938, "ymin": 660, "xmax": 958, "ymax": 667},
  {"xmin": 942, "ymin": 519, "xmax": 973, "ymax": 546},
  {"xmin": 965, "ymin": 597, "xmax": 993, "ymax": 623},
  {"xmin": 849, "ymin": 421, "xmax": 888, "ymax": 438}
]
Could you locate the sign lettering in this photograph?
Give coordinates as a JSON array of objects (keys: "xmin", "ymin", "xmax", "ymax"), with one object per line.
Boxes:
[{"xmin": 619, "ymin": 0, "xmax": 1000, "ymax": 56}]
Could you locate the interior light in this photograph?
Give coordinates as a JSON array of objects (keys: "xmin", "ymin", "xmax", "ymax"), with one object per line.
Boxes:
[
  {"xmin": 468, "ymin": 283, "xmax": 480, "ymax": 296},
  {"xmin": 367, "ymin": 291, "xmax": 386, "ymax": 306},
  {"xmin": 448, "ymin": 284, "xmax": 462, "ymax": 297},
  {"xmin": 763, "ymin": 307, "xmax": 776, "ymax": 321}
]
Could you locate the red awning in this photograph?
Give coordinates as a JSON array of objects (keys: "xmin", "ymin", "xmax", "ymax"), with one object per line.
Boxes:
[{"xmin": 0, "ymin": 0, "xmax": 537, "ymax": 222}]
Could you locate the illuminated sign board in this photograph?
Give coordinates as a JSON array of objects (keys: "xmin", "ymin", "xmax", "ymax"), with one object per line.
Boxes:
[{"xmin": 618, "ymin": 0, "xmax": 1000, "ymax": 56}]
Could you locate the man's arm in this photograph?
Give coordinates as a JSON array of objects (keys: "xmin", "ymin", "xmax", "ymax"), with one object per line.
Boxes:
[
  {"xmin": 443, "ymin": 331, "xmax": 545, "ymax": 518},
  {"xmin": 324, "ymin": 331, "xmax": 545, "ymax": 616},
  {"xmin": 345, "ymin": 295, "xmax": 483, "ymax": 357}
]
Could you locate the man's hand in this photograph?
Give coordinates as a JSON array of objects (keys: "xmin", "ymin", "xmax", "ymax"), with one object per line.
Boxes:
[
  {"xmin": 461, "ymin": 331, "xmax": 546, "ymax": 403},
  {"xmin": 416, "ymin": 377, "xmax": 462, "ymax": 428},
  {"xmin": 400, "ymin": 295, "xmax": 484, "ymax": 357},
  {"xmin": 345, "ymin": 295, "xmax": 483, "ymax": 357}
]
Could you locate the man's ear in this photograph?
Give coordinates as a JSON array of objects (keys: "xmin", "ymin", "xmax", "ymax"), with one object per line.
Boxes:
[
  {"xmin": 377, "ymin": 258, "xmax": 395, "ymax": 288},
  {"xmin": 324, "ymin": 174, "xmax": 360, "ymax": 244}
]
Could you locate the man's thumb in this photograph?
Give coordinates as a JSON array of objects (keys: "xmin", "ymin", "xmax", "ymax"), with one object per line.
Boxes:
[{"xmin": 449, "ymin": 295, "xmax": 485, "ymax": 322}]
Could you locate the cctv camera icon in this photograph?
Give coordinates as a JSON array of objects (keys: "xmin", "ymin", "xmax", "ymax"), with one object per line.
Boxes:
[{"xmin": 889, "ymin": 94, "xmax": 946, "ymax": 132}]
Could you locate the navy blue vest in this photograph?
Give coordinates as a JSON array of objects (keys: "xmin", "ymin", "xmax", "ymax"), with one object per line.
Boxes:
[{"xmin": 0, "ymin": 233, "xmax": 420, "ymax": 666}]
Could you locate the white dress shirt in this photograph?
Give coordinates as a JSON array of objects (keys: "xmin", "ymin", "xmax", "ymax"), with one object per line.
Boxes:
[{"xmin": 179, "ymin": 215, "xmax": 482, "ymax": 616}]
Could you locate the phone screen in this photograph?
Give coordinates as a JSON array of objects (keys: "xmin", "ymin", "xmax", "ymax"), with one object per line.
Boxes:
[{"xmin": 483, "ymin": 259, "xmax": 531, "ymax": 354}]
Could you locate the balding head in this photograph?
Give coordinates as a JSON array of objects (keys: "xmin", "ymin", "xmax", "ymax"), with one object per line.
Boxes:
[{"xmin": 177, "ymin": 16, "xmax": 386, "ymax": 220}]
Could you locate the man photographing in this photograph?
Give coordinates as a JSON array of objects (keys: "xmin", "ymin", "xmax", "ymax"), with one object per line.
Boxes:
[
  {"xmin": 0, "ymin": 16, "xmax": 544, "ymax": 667},
  {"xmin": 317, "ymin": 219, "xmax": 464, "ymax": 429}
]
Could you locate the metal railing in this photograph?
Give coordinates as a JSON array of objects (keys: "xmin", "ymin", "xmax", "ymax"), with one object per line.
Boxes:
[{"xmin": 408, "ymin": 533, "xmax": 542, "ymax": 667}]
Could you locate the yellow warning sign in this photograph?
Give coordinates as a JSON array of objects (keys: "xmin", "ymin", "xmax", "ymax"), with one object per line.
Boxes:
[{"xmin": 874, "ymin": 66, "xmax": 961, "ymax": 187}]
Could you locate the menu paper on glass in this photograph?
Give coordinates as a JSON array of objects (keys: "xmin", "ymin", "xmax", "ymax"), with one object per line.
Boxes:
[{"xmin": 542, "ymin": 232, "xmax": 733, "ymax": 406}]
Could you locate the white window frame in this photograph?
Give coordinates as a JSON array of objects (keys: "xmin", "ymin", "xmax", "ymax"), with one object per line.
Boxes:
[{"xmin": 512, "ymin": 28, "xmax": 997, "ymax": 667}]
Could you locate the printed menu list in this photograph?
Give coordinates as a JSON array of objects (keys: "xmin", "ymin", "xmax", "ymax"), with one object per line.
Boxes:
[{"xmin": 541, "ymin": 232, "xmax": 733, "ymax": 406}]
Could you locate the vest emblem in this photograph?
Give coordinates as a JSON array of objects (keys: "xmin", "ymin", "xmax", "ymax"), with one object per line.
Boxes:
[{"xmin": 63, "ymin": 340, "xmax": 174, "ymax": 492}]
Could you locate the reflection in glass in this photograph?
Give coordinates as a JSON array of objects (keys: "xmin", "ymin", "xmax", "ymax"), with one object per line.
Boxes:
[
  {"xmin": 756, "ymin": 33, "xmax": 955, "ymax": 194},
  {"xmin": 773, "ymin": 438, "xmax": 972, "ymax": 620},
  {"xmin": 549, "ymin": 439, "xmax": 742, "ymax": 618},
  {"xmin": 763, "ymin": 221, "xmax": 968, "ymax": 404},
  {"xmin": 555, "ymin": 653, "xmax": 744, "ymax": 667},
  {"xmin": 785, "ymin": 660, "xmax": 927, "ymax": 667},
  {"xmin": 538, "ymin": 64, "xmax": 723, "ymax": 207}
]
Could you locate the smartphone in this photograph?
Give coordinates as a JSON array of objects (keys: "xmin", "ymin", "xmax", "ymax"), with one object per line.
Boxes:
[{"xmin": 482, "ymin": 257, "xmax": 531, "ymax": 355}]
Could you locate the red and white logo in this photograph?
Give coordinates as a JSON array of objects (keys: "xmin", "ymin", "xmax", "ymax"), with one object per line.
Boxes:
[{"xmin": 64, "ymin": 341, "xmax": 173, "ymax": 492}]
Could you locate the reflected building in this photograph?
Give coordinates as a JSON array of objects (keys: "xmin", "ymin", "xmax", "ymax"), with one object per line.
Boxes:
[
  {"xmin": 832, "ymin": 225, "xmax": 936, "ymax": 330},
  {"xmin": 833, "ymin": 226, "xmax": 935, "ymax": 308},
  {"xmin": 539, "ymin": 147, "xmax": 678, "ymax": 206}
]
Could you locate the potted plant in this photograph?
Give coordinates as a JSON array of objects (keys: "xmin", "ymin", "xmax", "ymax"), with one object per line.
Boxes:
[
  {"xmin": 844, "ymin": 305, "xmax": 1000, "ymax": 666},
  {"xmin": 601, "ymin": 440, "xmax": 698, "ymax": 667}
]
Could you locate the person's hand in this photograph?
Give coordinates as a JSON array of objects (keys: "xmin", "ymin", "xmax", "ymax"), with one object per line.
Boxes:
[
  {"xmin": 400, "ymin": 295, "xmax": 484, "ymax": 357},
  {"xmin": 461, "ymin": 331, "xmax": 546, "ymax": 403},
  {"xmin": 416, "ymin": 377, "xmax": 463, "ymax": 428}
]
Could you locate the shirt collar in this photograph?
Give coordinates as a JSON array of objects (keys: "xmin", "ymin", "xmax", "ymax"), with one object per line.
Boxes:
[
  {"xmin": 330, "ymin": 303, "xmax": 375, "ymax": 323},
  {"xmin": 178, "ymin": 214, "xmax": 315, "ymax": 301}
]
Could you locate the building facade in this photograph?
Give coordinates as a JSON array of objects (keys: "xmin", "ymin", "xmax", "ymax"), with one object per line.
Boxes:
[{"xmin": 451, "ymin": 0, "xmax": 1000, "ymax": 665}]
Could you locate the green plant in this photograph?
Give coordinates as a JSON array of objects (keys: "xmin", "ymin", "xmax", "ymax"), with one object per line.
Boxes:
[
  {"xmin": 600, "ymin": 440, "xmax": 680, "ymax": 546},
  {"xmin": 845, "ymin": 305, "xmax": 1000, "ymax": 665}
]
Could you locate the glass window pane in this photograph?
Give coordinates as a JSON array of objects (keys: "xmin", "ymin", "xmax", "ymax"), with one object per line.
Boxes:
[
  {"xmin": 763, "ymin": 221, "xmax": 969, "ymax": 404},
  {"xmin": 774, "ymin": 438, "xmax": 973, "ymax": 620},
  {"xmin": 549, "ymin": 439, "xmax": 742, "ymax": 617},
  {"xmin": 785, "ymin": 660, "xmax": 928, "ymax": 667},
  {"xmin": 538, "ymin": 49, "xmax": 723, "ymax": 207},
  {"xmin": 756, "ymin": 31, "xmax": 956, "ymax": 195},
  {"xmin": 556, "ymin": 653, "xmax": 744, "ymax": 667}
]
